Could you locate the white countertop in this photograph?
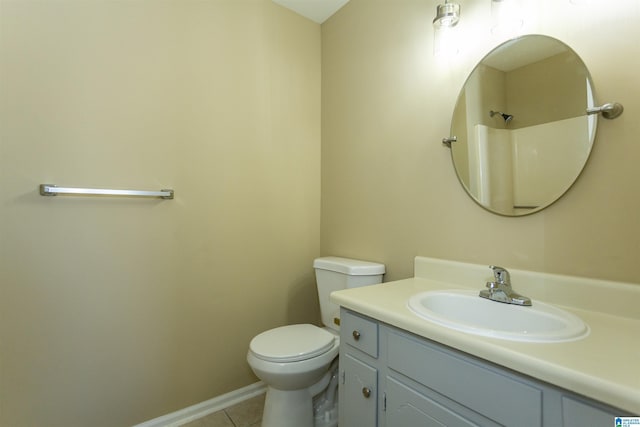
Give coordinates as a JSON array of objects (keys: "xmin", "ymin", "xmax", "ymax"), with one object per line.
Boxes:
[{"xmin": 330, "ymin": 257, "xmax": 640, "ymax": 414}]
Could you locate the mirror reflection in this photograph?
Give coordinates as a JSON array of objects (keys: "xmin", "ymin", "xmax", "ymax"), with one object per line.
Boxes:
[{"xmin": 450, "ymin": 35, "xmax": 597, "ymax": 216}]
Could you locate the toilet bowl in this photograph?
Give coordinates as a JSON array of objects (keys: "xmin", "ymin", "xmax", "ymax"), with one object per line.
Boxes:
[
  {"xmin": 248, "ymin": 324, "xmax": 339, "ymax": 390},
  {"xmin": 246, "ymin": 257, "xmax": 385, "ymax": 427},
  {"xmin": 248, "ymin": 325, "xmax": 340, "ymax": 427}
]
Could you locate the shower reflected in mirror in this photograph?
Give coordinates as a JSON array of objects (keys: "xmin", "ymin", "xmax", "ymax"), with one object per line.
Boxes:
[
  {"xmin": 489, "ymin": 110, "xmax": 514, "ymax": 125},
  {"xmin": 447, "ymin": 35, "xmax": 598, "ymax": 216}
]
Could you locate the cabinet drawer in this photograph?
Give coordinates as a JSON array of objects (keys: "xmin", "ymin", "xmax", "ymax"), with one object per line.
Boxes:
[
  {"xmin": 341, "ymin": 309, "xmax": 378, "ymax": 358},
  {"xmin": 387, "ymin": 331, "xmax": 542, "ymax": 427}
]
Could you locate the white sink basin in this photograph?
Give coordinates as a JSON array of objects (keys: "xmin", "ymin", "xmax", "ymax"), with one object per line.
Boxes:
[{"xmin": 407, "ymin": 290, "xmax": 589, "ymax": 342}]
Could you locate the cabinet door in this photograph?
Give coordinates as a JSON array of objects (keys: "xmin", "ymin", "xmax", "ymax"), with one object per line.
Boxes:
[
  {"xmin": 561, "ymin": 396, "xmax": 620, "ymax": 427},
  {"xmin": 340, "ymin": 353, "xmax": 377, "ymax": 427},
  {"xmin": 385, "ymin": 377, "xmax": 492, "ymax": 427}
]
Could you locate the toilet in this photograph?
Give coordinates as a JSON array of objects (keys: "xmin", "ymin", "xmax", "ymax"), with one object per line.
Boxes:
[{"xmin": 247, "ymin": 256, "xmax": 385, "ymax": 427}]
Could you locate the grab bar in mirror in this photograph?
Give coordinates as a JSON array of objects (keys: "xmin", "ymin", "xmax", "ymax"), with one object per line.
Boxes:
[
  {"xmin": 586, "ymin": 102, "xmax": 624, "ymax": 119},
  {"xmin": 39, "ymin": 184, "xmax": 174, "ymax": 199},
  {"xmin": 443, "ymin": 101, "xmax": 623, "ymax": 148}
]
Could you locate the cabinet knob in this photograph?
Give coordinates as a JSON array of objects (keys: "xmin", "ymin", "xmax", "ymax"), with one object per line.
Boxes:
[
  {"xmin": 362, "ymin": 387, "xmax": 371, "ymax": 398},
  {"xmin": 352, "ymin": 330, "xmax": 361, "ymax": 341}
]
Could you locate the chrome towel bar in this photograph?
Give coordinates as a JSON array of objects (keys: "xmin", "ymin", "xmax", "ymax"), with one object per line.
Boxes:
[{"xmin": 39, "ymin": 184, "xmax": 174, "ymax": 199}]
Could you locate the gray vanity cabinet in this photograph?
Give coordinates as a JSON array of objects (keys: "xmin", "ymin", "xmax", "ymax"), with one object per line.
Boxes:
[{"xmin": 339, "ymin": 308, "xmax": 623, "ymax": 427}]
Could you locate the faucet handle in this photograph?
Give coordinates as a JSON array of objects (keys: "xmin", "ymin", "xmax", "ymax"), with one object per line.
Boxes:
[
  {"xmin": 489, "ymin": 265, "xmax": 510, "ymax": 285},
  {"xmin": 485, "ymin": 281, "xmax": 498, "ymax": 291}
]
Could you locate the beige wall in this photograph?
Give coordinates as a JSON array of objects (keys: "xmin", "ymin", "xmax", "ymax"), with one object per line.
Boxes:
[
  {"xmin": 507, "ymin": 51, "xmax": 589, "ymax": 128},
  {"xmin": 321, "ymin": 0, "xmax": 640, "ymax": 283},
  {"xmin": 0, "ymin": 1, "xmax": 320, "ymax": 425},
  {"xmin": 3, "ymin": 0, "xmax": 640, "ymax": 425}
]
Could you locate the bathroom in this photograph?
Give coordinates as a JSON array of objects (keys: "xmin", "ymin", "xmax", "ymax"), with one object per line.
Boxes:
[{"xmin": 0, "ymin": 0, "xmax": 638, "ymax": 426}]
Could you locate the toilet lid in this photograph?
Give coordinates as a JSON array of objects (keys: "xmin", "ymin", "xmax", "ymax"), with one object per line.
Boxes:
[{"xmin": 249, "ymin": 324, "xmax": 336, "ymax": 363}]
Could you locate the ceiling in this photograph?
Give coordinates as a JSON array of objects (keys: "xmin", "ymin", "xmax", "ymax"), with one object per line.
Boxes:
[{"xmin": 272, "ymin": 0, "xmax": 350, "ymax": 24}]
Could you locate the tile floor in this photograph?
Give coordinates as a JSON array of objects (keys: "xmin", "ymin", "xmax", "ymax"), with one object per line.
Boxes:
[{"xmin": 180, "ymin": 393, "xmax": 265, "ymax": 427}]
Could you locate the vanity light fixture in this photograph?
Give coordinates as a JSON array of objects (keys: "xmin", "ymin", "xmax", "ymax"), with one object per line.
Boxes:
[
  {"xmin": 433, "ymin": 0, "xmax": 460, "ymax": 28},
  {"xmin": 433, "ymin": 0, "xmax": 461, "ymax": 57}
]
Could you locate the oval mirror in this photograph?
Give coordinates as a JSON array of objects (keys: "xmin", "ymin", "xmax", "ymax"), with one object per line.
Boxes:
[{"xmin": 449, "ymin": 35, "xmax": 597, "ymax": 216}]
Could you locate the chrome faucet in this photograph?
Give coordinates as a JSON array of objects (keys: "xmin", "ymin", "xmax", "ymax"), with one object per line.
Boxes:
[{"xmin": 479, "ymin": 265, "xmax": 532, "ymax": 306}]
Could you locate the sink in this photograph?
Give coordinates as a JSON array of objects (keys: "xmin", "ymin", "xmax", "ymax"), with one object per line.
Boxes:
[{"xmin": 407, "ymin": 290, "xmax": 589, "ymax": 342}]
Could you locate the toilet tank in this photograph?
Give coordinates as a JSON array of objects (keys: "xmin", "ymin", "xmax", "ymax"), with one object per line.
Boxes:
[{"xmin": 314, "ymin": 257, "xmax": 385, "ymax": 332}]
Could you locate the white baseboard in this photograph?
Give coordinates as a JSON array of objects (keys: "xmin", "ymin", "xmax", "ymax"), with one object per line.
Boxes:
[{"xmin": 133, "ymin": 381, "xmax": 267, "ymax": 427}]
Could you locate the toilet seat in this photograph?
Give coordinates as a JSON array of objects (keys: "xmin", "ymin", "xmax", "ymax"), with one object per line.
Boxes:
[{"xmin": 250, "ymin": 324, "xmax": 335, "ymax": 363}]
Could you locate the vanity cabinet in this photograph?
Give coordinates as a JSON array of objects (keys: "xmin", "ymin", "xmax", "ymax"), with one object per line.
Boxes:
[{"xmin": 339, "ymin": 308, "xmax": 623, "ymax": 427}]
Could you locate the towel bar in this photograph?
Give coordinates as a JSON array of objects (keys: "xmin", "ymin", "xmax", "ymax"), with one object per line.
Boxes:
[{"xmin": 39, "ymin": 184, "xmax": 174, "ymax": 199}]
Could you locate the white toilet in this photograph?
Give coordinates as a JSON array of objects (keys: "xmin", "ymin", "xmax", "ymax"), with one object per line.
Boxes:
[{"xmin": 247, "ymin": 256, "xmax": 385, "ymax": 427}]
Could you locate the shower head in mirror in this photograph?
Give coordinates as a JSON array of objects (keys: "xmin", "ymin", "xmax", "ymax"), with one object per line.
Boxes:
[{"xmin": 490, "ymin": 110, "xmax": 513, "ymax": 124}]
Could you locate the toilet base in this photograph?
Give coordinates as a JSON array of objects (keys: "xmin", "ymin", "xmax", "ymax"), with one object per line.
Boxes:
[
  {"xmin": 260, "ymin": 360, "xmax": 339, "ymax": 427},
  {"xmin": 262, "ymin": 387, "xmax": 314, "ymax": 427}
]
